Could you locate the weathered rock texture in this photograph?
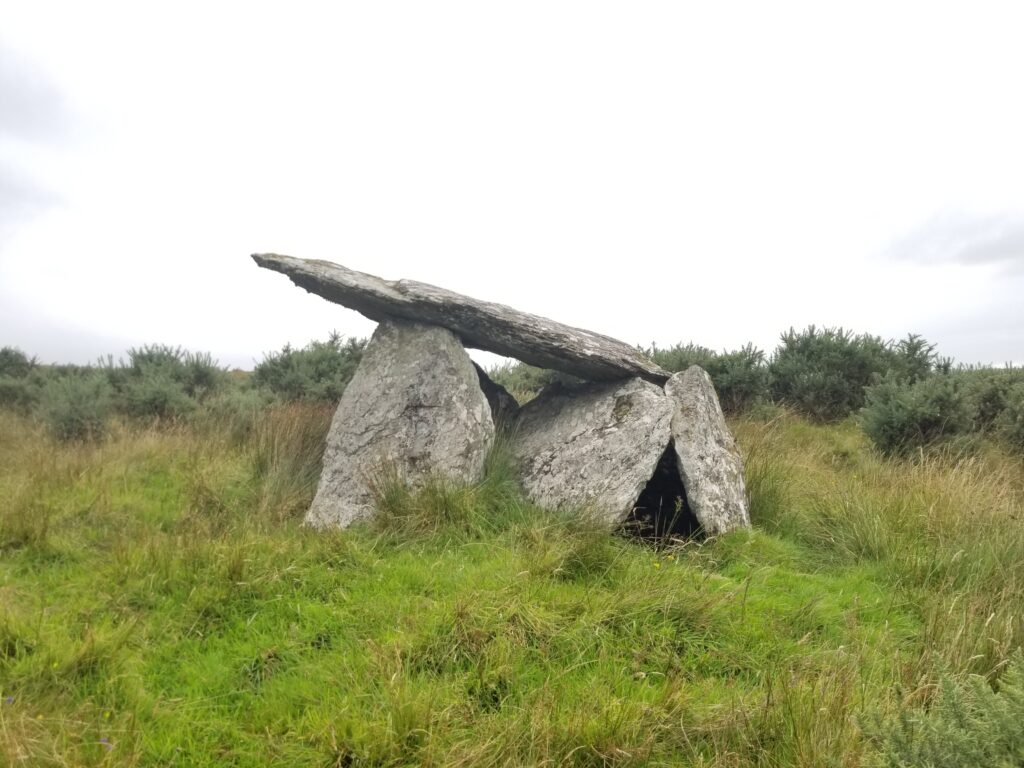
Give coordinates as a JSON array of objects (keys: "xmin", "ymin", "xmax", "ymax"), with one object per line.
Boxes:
[
  {"xmin": 666, "ymin": 366, "xmax": 751, "ymax": 535},
  {"xmin": 252, "ymin": 253, "xmax": 669, "ymax": 384},
  {"xmin": 306, "ymin": 320, "xmax": 495, "ymax": 528},
  {"xmin": 510, "ymin": 378, "xmax": 673, "ymax": 524}
]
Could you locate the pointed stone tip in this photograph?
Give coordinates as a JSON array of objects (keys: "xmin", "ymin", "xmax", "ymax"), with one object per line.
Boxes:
[{"xmin": 252, "ymin": 253, "xmax": 290, "ymax": 271}]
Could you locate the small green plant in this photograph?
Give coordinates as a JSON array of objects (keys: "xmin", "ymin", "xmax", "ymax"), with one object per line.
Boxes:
[{"xmin": 39, "ymin": 373, "xmax": 113, "ymax": 441}]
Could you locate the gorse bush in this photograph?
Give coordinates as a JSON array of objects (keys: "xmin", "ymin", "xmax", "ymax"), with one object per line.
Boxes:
[
  {"xmin": 93, "ymin": 344, "xmax": 228, "ymax": 421},
  {"xmin": 857, "ymin": 366, "xmax": 1024, "ymax": 457},
  {"xmin": 4, "ymin": 327, "xmax": 1019, "ymax": 458},
  {"xmin": 957, "ymin": 367, "xmax": 1024, "ymax": 433},
  {"xmin": 998, "ymin": 383, "xmax": 1024, "ymax": 451},
  {"xmin": 0, "ymin": 375, "xmax": 38, "ymax": 413},
  {"xmin": 704, "ymin": 344, "xmax": 770, "ymax": 413},
  {"xmin": 253, "ymin": 332, "xmax": 365, "ymax": 402},
  {"xmin": 39, "ymin": 374, "xmax": 113, "ymax": 441},
  {"xmin": 645, "ymin": 342, "xmax": 718, "ymax": 373},
  {"xmin": 888, "ymin": 333, "xmax": 938, "ymax": 384},
  {"xmin": 0, "ymin": 348, "xmax": 40, "ymax": 413},
  {"xmin": 119, "ymin": 367, "xmax": 197, "ymax": 420},
  {"xmin": 647, "ymin": 331, "xmax": 936, "ymax": 420},
  {"xmin": 860, "ymin": 374, "xmax": 970, "ymax": 456},
  {"xmin": 866, "ymin": 652, "xmax": 1024, "ymax": 767},
  {"xmin": 647, "ymin": 342, "xmax": 769, "ymax": 413},
  {"xmin": 769, "ymin": 327, "xmax": 900, "ymax": 421},
  {"xmin": 0, "ymin": 346, "xmax": 36, "ymax": 378}
]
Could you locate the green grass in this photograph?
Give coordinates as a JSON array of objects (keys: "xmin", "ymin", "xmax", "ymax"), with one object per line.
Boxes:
[{"xmin": 1, "ymin": 407, "xmax": 1022, "ymax": 766}]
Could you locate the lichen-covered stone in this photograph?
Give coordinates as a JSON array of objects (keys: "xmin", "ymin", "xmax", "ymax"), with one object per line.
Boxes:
[
  {"xmin": 306, "ymin": 320, "xmax": 494, "ymax": 528},
  {"xmin": 253, "ymin": 253, "xmax": 669, "ymax": 383},
  {"xmin": 510, "ymin": 378, "xmax": 672, "ymax": 524},
  {"xmin": 666, "ymin": 366, "xmax": 750, "ymax": 535}
]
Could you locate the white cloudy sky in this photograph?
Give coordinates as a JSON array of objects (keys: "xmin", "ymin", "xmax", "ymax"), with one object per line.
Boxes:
[{"xmin": 2, "ymin": 1, "xmax": 1022, "ymax": 369}]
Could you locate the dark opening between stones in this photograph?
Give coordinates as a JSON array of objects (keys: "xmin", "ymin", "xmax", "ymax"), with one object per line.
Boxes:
[{"xmin": 621, "ymin": 445, "xmax": 701, "ymax": 540}]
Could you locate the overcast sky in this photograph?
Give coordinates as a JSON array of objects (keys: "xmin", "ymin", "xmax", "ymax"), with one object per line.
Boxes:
[{"xmin": 2, "ymin": 1, "xmax": 1022, "ymax": 370}]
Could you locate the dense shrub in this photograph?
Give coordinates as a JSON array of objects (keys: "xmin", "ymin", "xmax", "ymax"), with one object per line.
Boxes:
[
  {"xmin": 647, "ymin": 343, "xmax": 770, "ymax": 413},
  {"xmin": 253, "ymin": 333, "xmax": 365, "ymax": 402},
  {"xmin": 866, "ymin": 653, "xmax": 1024, "ymax": 767},
  {"xmin": 100, "ymin": 344, "xmax": 227, "ymax": 420},
  {"xmin": 860, "ymin": 374, "xmax": 969, "ymax": 456},
  {"xmin": 0, "ymin": 346, "xmax": 36, "ymax": 378},
  {"xmin": 119, "ymin": 367, "xmax": 197, "ymax": 420},
  {"xmin": 954, "ymin": 367, "xmax": 1024, "ymax": 434},
  {"xmin": 39, "ymin": 374, "xmax": 113, "ymax": 441},
  {"xmin": 123, "ymin": 344, "xmax": 224, "ymax": 397},
  {"xmin": 646, "ymin": 342, "xmax": 718, "ymax": 373},
  {"xmin": 889, "ymin": 333, "xmax": 937, "ymax": 383},
  {"xmin": 770, "ymin": 327, "xmax": 907, "ymax": 421},
  {"xmin": 0, "ymin": 375, "xmax": 38, "ymax": 412},
  {"xmin": 998, "ymin": 383, "xmax": 1024, "ymax": 451},
  {"xmin": 704, "ymin": 345, "xmax": 769, "ymax": 413}
]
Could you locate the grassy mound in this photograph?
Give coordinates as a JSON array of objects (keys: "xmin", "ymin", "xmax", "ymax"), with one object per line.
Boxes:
[{"xmin": 1, "ymin": 408, "xmax": 1021, "ymax": 766}]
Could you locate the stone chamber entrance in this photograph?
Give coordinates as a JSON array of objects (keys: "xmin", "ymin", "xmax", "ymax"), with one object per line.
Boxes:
[{"xmin": 620, "ymin": 445, "xmax": 701, "ymax": 540}]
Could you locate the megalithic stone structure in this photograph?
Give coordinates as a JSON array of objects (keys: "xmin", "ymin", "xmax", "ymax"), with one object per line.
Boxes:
[
  {"xmin": 252, "ymin": 253, "xmax": 669, "ymax": 384},
  {"xmin": 252, "ymin": 254, "xmax": 749, "ymax": 535}
]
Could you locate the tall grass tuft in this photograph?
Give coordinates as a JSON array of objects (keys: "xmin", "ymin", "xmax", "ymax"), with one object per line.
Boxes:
[
  {"xmin": 369, "ymin": 432, "xmax": 529, "ymax": 541},
  {"xmin": 249, "ymin": 402, "xmax": 332, "ymax": 521}
]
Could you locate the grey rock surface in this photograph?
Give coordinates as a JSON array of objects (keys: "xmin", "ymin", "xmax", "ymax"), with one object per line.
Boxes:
[
  {"xmin": 666, "ymin": 366, "xmax": 751, "ymax": 535},
  {"xmin": 474, "ymin": 363, "xmax": 520, "ymax": 430},
  {"xmin": 306, "ymin": 320, "xmax": 495, "ymax": 528},
  {"xmin": 252, "ymin": 253, "xmax": 669, "ymax": 384},
  {"xmin": 510, "ymin": 378, "xmax": 673, "ymax": 524}
]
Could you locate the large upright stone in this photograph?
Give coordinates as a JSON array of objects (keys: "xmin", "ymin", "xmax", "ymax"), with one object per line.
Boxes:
[
  {"xmin": 306, "ymin": 320, "xmax": 495, "ymax": 528},
  {"xmin": 666, "ymin": 366, "xmax": 750, "ymax": 535},
  {"xmin": 510, "ymin": 378, "xmax": 673, "ymax": 524},
  {"xmin": 252, "ymin": 253, "xmax": 669, "ymax": 384}
]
